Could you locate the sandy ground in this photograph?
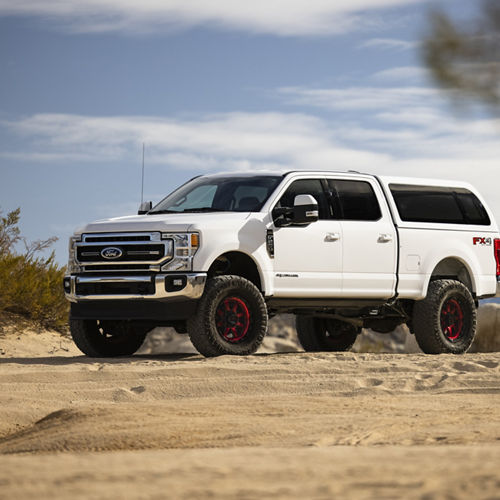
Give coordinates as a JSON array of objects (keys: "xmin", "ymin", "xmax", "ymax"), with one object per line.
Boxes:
[{"xmin": 0, "ymin": 328, "xmax": 499, "ymax": 499}]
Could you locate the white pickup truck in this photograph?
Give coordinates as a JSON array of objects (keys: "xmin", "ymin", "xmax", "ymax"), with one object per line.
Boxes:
[{"xmin": 64, "ymin": 171, "xmax": 500, "ymax": 357}]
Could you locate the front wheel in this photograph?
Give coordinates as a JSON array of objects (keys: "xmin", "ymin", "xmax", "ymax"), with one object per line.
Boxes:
[
  {"xmin": 296, "ymin": 317, "xmax": 359, "ymax": 352},
  {"xmin": 187, "ymin": 275, "xmax": 268, "ymax": 357},
  {"xmin": 70, "ymin": 319, "xmax": 149, "ymax": 357},
  {"xmin": 412, "ymin": 279, "xmax": 476, "ymax": 354}
]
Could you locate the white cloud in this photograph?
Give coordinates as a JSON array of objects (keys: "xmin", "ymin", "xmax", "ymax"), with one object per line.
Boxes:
[
  {"xmin": 279, "ymin": 85, "xmax": 439, "ymax": 110},
  {"xmin": 359, "ymin": 37, "xmax": 418, "ymax": 51},
  {"xmin": 0, "ymin": 0, "xmax": 427, "ymax": 36},
  {"xmin": 0, "ymin": 112, "xmax": 389, "ymax": 171},
  {"xmin": 3, "ymin": 106, "xmax": 500, "ymax": 170},
  {"xmin": 372, "ymin": 66, "xmax": 427, "ymax": 82}
]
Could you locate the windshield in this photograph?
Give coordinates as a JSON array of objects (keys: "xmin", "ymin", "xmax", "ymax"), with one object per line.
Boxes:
[{"xmin": 149, "ymin": 175, "xmax": 283, "ymax": 214}]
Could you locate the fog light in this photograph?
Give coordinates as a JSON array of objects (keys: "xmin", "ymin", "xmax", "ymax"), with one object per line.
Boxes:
[
  {"xmin": 63, "ymin": 277, "xmax": 71, "ymax": 293},
  {"xmin": 165, "ymin": 275, "xmax": 187, "ymax": 292}
]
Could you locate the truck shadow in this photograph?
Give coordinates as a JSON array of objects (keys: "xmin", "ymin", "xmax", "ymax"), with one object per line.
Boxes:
[
  {"xmin": 0, "ymin": 353, "xmax": 202, "ymax": 366},
  {"xmin": 0, "ymin": 351, "xmax": 305, "ymax": 366}
]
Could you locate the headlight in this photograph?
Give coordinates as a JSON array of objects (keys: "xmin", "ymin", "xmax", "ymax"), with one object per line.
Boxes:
[
  {"xmin": 68, "ymin": 235, "xmax": 82, "ymax": 274},
  {"xmin": 161, "ymin": 232, "xmax": 200, "ymax": 271}
]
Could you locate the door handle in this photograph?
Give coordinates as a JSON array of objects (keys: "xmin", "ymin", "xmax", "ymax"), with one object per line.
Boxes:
[
  {"xmin": 378, "ymin": 234, "xmax": 393, "ymax": 243},
  {"xmin": 325, "ymin": 233, "xmax": 340, "ymax": 242}
]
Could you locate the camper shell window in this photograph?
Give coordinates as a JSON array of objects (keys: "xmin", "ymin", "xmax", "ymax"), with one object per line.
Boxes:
[{"xmin": 389, "ymin": 184, "xmax": 490, "ymax": 225}]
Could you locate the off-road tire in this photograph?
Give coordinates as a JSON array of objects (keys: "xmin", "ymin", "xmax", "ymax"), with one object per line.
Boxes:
[
  {"xmin": 70, "ymin": 319, "xmax": 149, "ymax": 357},
  {"xmin": 296, "ymin": 316, "xmax": 359, "ymax": 352},
  {"xmin": 187, "ymin": 275, "xmax": 267, "ymax": 357},
  {"xmin": 412, "ymin": 279, "xmax": 476, "ymax": 354}
]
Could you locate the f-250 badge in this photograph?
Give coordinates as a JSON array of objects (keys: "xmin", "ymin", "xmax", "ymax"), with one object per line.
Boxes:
[{"xmin": 473, "ymin": 237, "xmax": 492, "ymax": 246}]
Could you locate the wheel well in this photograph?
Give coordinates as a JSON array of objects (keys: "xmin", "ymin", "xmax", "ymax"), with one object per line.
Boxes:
[
  {"xmin": 207, "ymin": 252, "xmax": 262, "ymax": 291},
  {"xmin": 430, "ymin": 258, "xmax": 474, "ymax": 295}
]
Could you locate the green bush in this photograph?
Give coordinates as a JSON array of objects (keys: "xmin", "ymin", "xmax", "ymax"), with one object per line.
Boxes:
[{"xmin": 0, "ymin": 208, "xmax": 68, "ymax": 332}]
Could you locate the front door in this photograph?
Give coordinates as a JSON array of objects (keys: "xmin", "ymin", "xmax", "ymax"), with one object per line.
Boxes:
[{"xmin": 270, "ymin": 178, "xmax": 343, "ymax": 297}]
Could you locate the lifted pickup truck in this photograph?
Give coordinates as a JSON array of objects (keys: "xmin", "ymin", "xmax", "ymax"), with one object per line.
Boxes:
[{"xmin": 64, "ymin": 171, "xmax": 500, "ymax": 357}]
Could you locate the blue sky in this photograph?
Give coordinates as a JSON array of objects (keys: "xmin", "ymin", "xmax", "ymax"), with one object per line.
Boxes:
[{"xmin": 1, "ymin": 0, "xmax": 498, "ymax": 264}]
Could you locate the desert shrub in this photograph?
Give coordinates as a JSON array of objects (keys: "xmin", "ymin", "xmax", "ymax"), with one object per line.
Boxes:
[{"xmin": 0, "ymin": 208, "xmax": 68, "ymax": 331}]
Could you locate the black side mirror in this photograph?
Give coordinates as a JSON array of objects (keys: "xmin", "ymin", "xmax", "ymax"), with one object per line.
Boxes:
[
  {"xmin": 138, "ymin": 201, "xmax": 152, "ymax": 215},
  {"xmin": 293, "ymin": 194, "xmax": 319, "ymax": 224}
]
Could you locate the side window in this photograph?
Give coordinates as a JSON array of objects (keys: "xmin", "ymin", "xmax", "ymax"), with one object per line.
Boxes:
[
  {"xmin": 274, "ymin": 179, "xmax": 330, "ymax": 220},
  {"xmin": 329, "ymin": 179, "xmax": 381, "ymax": 221},
  {"xmin": 389, "ymin": 184, "xmax": 490, "ymax": 225}
]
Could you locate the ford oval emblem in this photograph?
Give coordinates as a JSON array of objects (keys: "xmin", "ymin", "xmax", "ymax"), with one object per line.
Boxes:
[{"xmin": 101, "ymin": 247, "xmax": 123, "ymax": 260}]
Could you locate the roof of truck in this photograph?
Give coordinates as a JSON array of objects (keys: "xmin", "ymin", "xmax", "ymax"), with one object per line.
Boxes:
[{"xmin": 200, "ymin": 170, "xmax": 477, "ymax": 191}]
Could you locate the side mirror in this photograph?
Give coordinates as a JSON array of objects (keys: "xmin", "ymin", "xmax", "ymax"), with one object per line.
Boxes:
[
  {"xmin": 138, "ymin": 201, "xmax": 152, "ymax": 215},
  {"xmin": 293, "ymin": 194, "xmax": 319, "ymax": 224}
]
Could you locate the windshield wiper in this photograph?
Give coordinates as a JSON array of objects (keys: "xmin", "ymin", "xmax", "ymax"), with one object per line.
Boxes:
[
  {"xmin": 149, "ymin": 207, "xmax": 227, "ymax": 214},
  {"xmin": 147, "ymin": 209, "xmax": 180, "ymax": 215},
  {"xmin": 180, "ymin": 207, "xmax": 227, "ymax": 213}
]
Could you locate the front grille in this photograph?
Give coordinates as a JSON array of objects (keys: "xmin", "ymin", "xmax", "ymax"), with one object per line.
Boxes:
[
  {"xmin": 77, "ymin": 244, "xmax": 165, "ymax": 262},
  {"xmin": 76, "ymin": 232, "xmax": 172, "ymax": 273}
]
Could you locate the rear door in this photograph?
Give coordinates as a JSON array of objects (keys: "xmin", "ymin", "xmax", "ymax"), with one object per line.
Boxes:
[{"xmin": 327, "ymin": 177, "xmax": 397, "ymax": 298}]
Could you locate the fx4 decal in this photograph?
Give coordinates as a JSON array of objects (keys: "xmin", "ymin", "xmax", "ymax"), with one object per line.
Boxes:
[{"xmin": 473, "ymin": 237, "xmax": 492, "ymax": 246}]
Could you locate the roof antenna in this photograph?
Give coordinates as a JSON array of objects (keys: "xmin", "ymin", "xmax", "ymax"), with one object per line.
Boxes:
[{"xmin": 141, "ymin": 142, "xmax": 145, "ymax": 204}]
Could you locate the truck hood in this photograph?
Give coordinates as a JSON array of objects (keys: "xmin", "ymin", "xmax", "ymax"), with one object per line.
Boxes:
[{"xmin": 75, "ymin": 212, "xmax": 252, "ymax": 235}]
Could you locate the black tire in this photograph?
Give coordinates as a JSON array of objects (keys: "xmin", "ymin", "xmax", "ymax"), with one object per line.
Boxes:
[
  {"xmin": 187, "ymin": 275, "xmax": 267, "ymax": 357},
  {"xmin": 412, "ymin": 279, "xmax": 476, "ymax": 354},
  {"xmin": 70, "ymin": 319, "xmax": 149, "ymax": 357},
  {"xmin": 296, "ymin": 317, "xmax": 359, "ymax": 352}
]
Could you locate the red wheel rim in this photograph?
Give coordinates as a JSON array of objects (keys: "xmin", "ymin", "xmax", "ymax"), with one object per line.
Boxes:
[
  {"xmin": 440, "ymin": 298, "xmax": 464, "ymax": 341},
  {"xmin": 215, "ymin": 296, "xmax": 250, "ymax": 343}
]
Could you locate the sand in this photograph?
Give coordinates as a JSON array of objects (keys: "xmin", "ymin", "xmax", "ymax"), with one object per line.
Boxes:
[{"xmin": 0, "ymin": 327, "xmax": 499, "ymax": 499}]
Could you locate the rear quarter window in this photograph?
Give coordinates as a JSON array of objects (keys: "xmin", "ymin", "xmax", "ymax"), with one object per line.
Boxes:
[{"xmin": 389, "ymin": 184, "xmax": 490, "ymax": 225}]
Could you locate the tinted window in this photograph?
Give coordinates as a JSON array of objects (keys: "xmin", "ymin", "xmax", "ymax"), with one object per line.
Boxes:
[
  {"xmin": 328, "ymin": 180, "xmax": 381, "ymax": 221},
  {"xmin": 456, "ymin": 190, "xmax": 491, "ymax": 225},
  {"xmin": 274, "ymin": 179, "xmax": 330, "ymax": 220},
  {"xmin": 389, "ymin": 184, "xmax": 490, "ymax": 225}
]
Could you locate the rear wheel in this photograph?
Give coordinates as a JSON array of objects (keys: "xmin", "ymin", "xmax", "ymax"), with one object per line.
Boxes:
[
  {"xmin": 70, "ymin": 319, "xmax": 149, "ymax": 357},
  {"xmin": 412, "ymin": 279, "xmax": 476, "ymax": 354},
  {"xmin": 187, "ymin": 275, "xmax": 267, "ymax": 357},
  {"xmin": 296, "ymin": 317, "xmax": 359, "ymax": 352}
]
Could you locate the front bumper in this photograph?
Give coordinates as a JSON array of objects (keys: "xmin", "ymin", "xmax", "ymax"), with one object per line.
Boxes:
[{"xmin": 64, "ymin": 273, "xmax": 207, "ymax": 302}]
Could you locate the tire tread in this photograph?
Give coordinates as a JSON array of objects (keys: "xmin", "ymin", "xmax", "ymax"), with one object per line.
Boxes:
[
  {"xmin": 187, "ymin": 275, "xmax": 267, "ymax": 357},
  {"xmin": 412, "ymin": 279, "xmax": 476, "ymax": 354}
]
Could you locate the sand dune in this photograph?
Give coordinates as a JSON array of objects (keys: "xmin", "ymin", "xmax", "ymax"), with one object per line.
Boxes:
[{"xmin": 0, "ymin": 328, "xmax": 499, "ymax": 498}]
